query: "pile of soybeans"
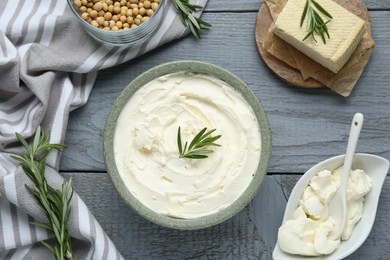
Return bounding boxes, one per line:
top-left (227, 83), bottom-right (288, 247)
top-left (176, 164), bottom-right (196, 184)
top-left (73, 0), bottom-right (161, 31)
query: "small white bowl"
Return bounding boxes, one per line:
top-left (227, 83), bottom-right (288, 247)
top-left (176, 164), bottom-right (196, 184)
top-left (273, 153), bottom-right (389, 260)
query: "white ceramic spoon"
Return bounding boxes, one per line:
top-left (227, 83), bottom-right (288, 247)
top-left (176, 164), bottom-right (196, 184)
top-left (328, 113), bottom-right (364, 240)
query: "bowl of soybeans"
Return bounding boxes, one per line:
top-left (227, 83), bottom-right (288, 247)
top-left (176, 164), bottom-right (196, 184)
top-left (67, 0), bottom-right (164, 45)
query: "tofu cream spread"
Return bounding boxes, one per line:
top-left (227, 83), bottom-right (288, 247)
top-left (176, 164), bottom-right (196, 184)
top-left (278, 166), bottom-right (372, 256)
top-left (113, 72), bottom-right (261, 219)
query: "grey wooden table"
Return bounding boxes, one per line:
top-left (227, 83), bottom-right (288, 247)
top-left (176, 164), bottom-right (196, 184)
top-left (60, 1), bottom-right (390, 259)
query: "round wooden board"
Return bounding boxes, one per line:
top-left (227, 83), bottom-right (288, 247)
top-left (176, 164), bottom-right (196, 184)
top-left (255, 0), bottom-right (372, 89)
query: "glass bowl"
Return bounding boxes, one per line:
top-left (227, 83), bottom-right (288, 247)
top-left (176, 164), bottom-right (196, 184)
top-left (67, 0), bottom-right (165, 46)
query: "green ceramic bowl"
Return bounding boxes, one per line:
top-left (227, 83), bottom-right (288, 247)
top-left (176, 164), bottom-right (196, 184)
top-left (103, 60), bottom-right (272, 230)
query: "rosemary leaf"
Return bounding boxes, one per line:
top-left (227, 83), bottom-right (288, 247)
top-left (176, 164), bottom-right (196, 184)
top-left (189, 22), bottom-right (201, 39)
top-left (177, 127), bottom-right (183, 154)
top-left (323, 20), bottom-right (331, 38)
top-left (188, 127), bottom-right (207, 150)
top-left (311, 0), bottom-right (333, 19)
top-left (300, 0), bottom-right (310, 27)
top-left (197, 18), bottom-right (211, 28)
top-left (30, 221), bottom-right (54, 231)
top-left (320, 30), bottom-right (326, 44)
top-left (41, 240), bottom-right (56, 254)
top-left (188, 14), bottom-right (200, 29)
top-left (184, 154), bottom-right (208, 159)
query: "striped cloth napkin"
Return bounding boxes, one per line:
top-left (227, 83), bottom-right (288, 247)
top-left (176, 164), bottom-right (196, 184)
top-left (0, 0), bottom-right (207, 259)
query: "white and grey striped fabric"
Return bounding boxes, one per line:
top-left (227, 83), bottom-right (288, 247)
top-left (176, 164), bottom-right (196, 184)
top-left (0, 0), bottom-right (207, 259)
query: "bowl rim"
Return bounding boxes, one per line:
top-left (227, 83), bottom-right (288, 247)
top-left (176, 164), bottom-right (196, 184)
top-left (103, 60), bottom-right (272, 230)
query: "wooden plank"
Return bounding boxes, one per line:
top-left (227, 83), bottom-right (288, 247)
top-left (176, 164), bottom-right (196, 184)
top-left (62, 172), bottom-right (390, 259)
top-left (204, 0), bottom-right (390, 11)
top-left (60, 11), bottom-right (390, 173)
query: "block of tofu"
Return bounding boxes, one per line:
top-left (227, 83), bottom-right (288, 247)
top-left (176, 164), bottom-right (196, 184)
top-left (271, 0), bottom-right (365, 73)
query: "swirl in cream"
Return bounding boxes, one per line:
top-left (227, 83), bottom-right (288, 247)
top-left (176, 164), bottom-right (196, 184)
top-left (113, 72), bottom-right (261, 219)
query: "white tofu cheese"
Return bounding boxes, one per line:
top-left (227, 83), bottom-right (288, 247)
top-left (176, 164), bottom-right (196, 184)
top-left (271, 0), bottom-right (365, 73)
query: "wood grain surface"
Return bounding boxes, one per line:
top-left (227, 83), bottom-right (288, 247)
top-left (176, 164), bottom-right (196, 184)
top-left (204, 0), bottom-right (389, 11)
top-left (60, 11), bottom-right (390, 173)
top-left (61, 172), bottom-right (390, 259)
top-left (60, 1), bottom-right (390, 259)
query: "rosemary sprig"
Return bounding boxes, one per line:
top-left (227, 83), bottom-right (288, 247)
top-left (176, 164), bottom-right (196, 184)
top-left (300, 0), bottom-right (333, 44)
top-left (11, 126), bottom-right (74, 260)
top-left (177, 127), bottom-right (221, 159)
top-left (172, 0), bottom-right (211, 39)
